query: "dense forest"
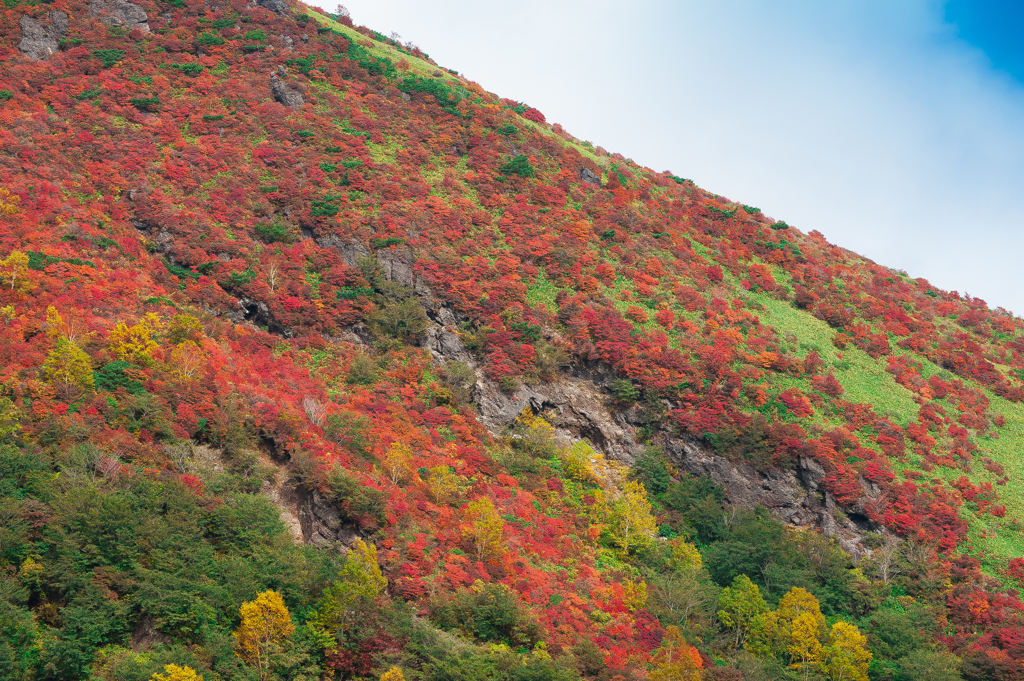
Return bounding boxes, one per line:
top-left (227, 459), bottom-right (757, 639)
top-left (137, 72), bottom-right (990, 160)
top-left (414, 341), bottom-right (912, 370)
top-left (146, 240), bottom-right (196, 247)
top-left (3, 1), bottom-right (1024, 679)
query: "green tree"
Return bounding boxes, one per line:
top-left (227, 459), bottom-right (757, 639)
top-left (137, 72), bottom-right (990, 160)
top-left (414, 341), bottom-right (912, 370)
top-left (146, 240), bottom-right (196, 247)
top-left (717, 574), bottom-right (769, 648)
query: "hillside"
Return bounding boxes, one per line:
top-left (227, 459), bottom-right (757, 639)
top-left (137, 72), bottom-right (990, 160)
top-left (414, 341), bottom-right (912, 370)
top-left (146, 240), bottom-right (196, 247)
top-left (2, 1), bottom-right (1024, 680)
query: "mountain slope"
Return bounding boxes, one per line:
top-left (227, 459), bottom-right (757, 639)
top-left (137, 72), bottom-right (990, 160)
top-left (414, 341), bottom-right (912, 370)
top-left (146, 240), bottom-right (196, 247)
top-left (2, 1), bottom-right (1024, 679)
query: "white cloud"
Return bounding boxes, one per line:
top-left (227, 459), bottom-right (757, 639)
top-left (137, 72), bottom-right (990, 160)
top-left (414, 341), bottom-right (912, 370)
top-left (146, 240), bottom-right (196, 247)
top-left (317, 0), bottom-right (1024, 312)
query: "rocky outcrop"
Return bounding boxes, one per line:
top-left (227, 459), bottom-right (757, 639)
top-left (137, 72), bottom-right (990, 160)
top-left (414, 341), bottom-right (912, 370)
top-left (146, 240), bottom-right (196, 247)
top-left (579, 167), bottom-right (601, 185)
top-left (256, 0), bottom-right (288, 13)
top-left (87, 0), bottom-right (150, 32)
top-left (270, 72), bottom-right (304, 108)
top-left (298, 489), bottom-right (364, 551)
top-left (660, 437), bottom-right (878, 558)
top-left (17, 12), bottom-right (68, 61)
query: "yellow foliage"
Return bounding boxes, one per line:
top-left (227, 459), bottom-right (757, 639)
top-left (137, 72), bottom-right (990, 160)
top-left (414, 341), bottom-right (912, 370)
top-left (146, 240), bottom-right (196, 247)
top-left (1, 250), bottom-right (29, 290)
top-left (168, 313), bottom-right (203, 344)
top-left (110, 322), bottom-right (159, 365)
top-left (233, 590), bottom-right (295, 671)
top-left (607, 479), bottom-right (657, 555)
top-left (169, 341), bottom-right (203, 381)
top-left (621, 579), bottom-right (648, 612)
top-left (819, 621), bottom-right (871, 681)
top-left (151, 664), bottom-right (204, 681)
top-left (669, 539), bottom-right (702, 572)
top-left (380, 666), bottom-right (405, 681)
top-left (649, 626), bottom-right (702, 681)
top-left (788, 611), bottom-right (823, 673)
top-left (45, 306), bottom-right (63, 338)
top-left (0, 305), bottom-right (14, 324)
top-left (42, 337), bottom-right (94, 395)
top-left (0, 187), bottom-right (20, 216)
top-left (426, 465), bottom-right (461, 505)
top-left (561, 440), bottom-right (597, 482)
top-left (463, 496), bottom-right (505, 561)
top-left (382, 441), bottom-right (413, 484)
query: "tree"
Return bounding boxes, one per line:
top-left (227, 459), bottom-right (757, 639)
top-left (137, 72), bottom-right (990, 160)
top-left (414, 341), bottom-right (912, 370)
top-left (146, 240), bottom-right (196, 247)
top-left (42, 337), bottom-right (94, 397)
top-left (1, 250), bottom-right (28, 290)
top-left (649, 626), bottom-right (702, 681)
top-left (607, 479), bottom-right (658, 555)
top-left (718, 575), bottom-right (768, 648)
top-left (109, 322), bottom-right (159, 365)
top-left (233, 590), bottom-right (296, 677)
top-left (151, 664), bottom-right (204, 681)
top-left (789, 612), bottom-right (823, 679)
top-left (380, 667), bottom-right (406, 681)
top-left (169, 341), bottom-right (203, 381)
top-left (311, 539), bottom-right (386, 640)
top-left (819, 621), bottom-right (871, 681)
top-left (382, 441), bottom-right (412, 484)
top-left (463, 496), bottom-right (505, 561)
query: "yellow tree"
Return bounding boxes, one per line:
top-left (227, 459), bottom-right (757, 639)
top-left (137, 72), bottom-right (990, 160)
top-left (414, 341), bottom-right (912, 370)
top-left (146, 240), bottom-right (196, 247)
top-left (649, 626), bottom-right (702, 681)
top-left (819, 621), bottom-right (871, 681)
top-left (426, 465), bottom-right (461, 505)
top-left (169, 341), bottom-right (204, 381)
top-left (109, 322), bottom-right (159, 365)
top-left (42, 337), bottom-right (94, 397)
top-left (607, 479), bottom-right (657, 555)
top-left (463, 496), bottom-right (505, 561)
top-left (233, 590), bottom-right (295, 677)
top-left (151, 664), bottom-right (203, 681)
top-left (380, 667), bottom-right (405, 681)
top-left (382, 441), bottom-right (412, 484)
top-left (1, 250), bottom-right (28, 290)
top-left (789, 612), bottom-right (823, 679)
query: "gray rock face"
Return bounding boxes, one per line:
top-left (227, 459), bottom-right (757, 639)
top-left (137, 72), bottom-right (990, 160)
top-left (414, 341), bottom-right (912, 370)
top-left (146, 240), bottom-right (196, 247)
top-left (314, 233), bottom-right (370, 266)
top-left (425, 324), bottom-right (473, 365)
top-left (87, 0), bottom-right (150, 32)
top-left (661, 438), bottom-right (877, 558)
top-left (579, 167), bottom-right (601, 185)
top-left (256, 0), bottom-right (288, 13)
top-left (298, 490), bottom-right (363, 551)
top-left (270, 73), bottom-right (304, 108)
top-left (17, 12), bottom-right (68, 61)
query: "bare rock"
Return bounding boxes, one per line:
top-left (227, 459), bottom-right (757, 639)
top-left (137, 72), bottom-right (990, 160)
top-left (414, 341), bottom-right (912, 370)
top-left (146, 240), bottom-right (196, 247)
top-left (298, 490), bottom-right (362, 551)
top-left (88, 0), bottom-right (150, 32)
top-left (17, 12), bottom-right (68, 61)
top-left (579, 167), bottom-right (601, 185)
top-left (425, 325), bottom-right (472, 365)
top-left (270, 72), bottom-right (304, 108)
top-left (474, 373), bottom-right (644, 463)
top-left (313, 233), bottom-right (370, 266)
top-left (256, 0), bottom-right (288, 13)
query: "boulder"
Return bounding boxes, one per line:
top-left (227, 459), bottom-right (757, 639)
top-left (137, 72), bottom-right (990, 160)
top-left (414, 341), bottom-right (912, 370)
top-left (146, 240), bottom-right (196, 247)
top-left (256, 0), bottom-right (288, 13)
top-left (270, 73), bottom-right (304, 108)
top-left (87, 0), bottom-right (150, 32)
top-left (579, 167), bottom-right (601, 185)
top-left (17, 12), bottom-right (68, 61)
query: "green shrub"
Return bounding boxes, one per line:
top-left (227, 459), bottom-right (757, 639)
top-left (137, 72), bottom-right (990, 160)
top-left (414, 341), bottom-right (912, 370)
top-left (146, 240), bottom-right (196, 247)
top-left (325, 145), bottom-right (341, 152)
top-left (241, 44), bottom-right (264, 53)
top-left (771, 220), bottom-right (790, 230)
top-left (323, 467), bottom-right (386, 523)
top-left (243, 29), bottom-right (267, 41)
top-left (430, 582), bottom-right (542, 648)
top-left (296, 130), bottom-right (315, 138)
top-left (169, 63), bottom-right (204, 76)
top-left (319, 163), bottom-right (337, 173)
top-left (91, 49), bottom-right (125, 68)
top-left (0, 90), bottom-right (14, 101)
top-left (196, 31), bottom-right (225, 46)
top-left (94, 361), bottom-right (146, 396)
top-left (75, 88), bottom-right (101, 100)
top-left (253, 223), bottom-right (294, 244)
top-left (499, 155), bottom-right (534, 178)
top-left (128, 75), bottom-right (153, 85)
top-left (311, 201), bottom-right (338, 217)
top-left (210, 18), bottom-right (235, 29)
top-left (129, 95), bottom-right (160, 110)
top-left (369, 237), bottom-right (403, 249)
top-left (608, 378), bottom-right (640, 403)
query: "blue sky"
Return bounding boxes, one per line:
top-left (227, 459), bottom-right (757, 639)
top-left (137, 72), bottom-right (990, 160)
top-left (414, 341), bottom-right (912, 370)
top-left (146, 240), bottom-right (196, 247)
top-left (314, 1), bottom-right (1024, 315)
